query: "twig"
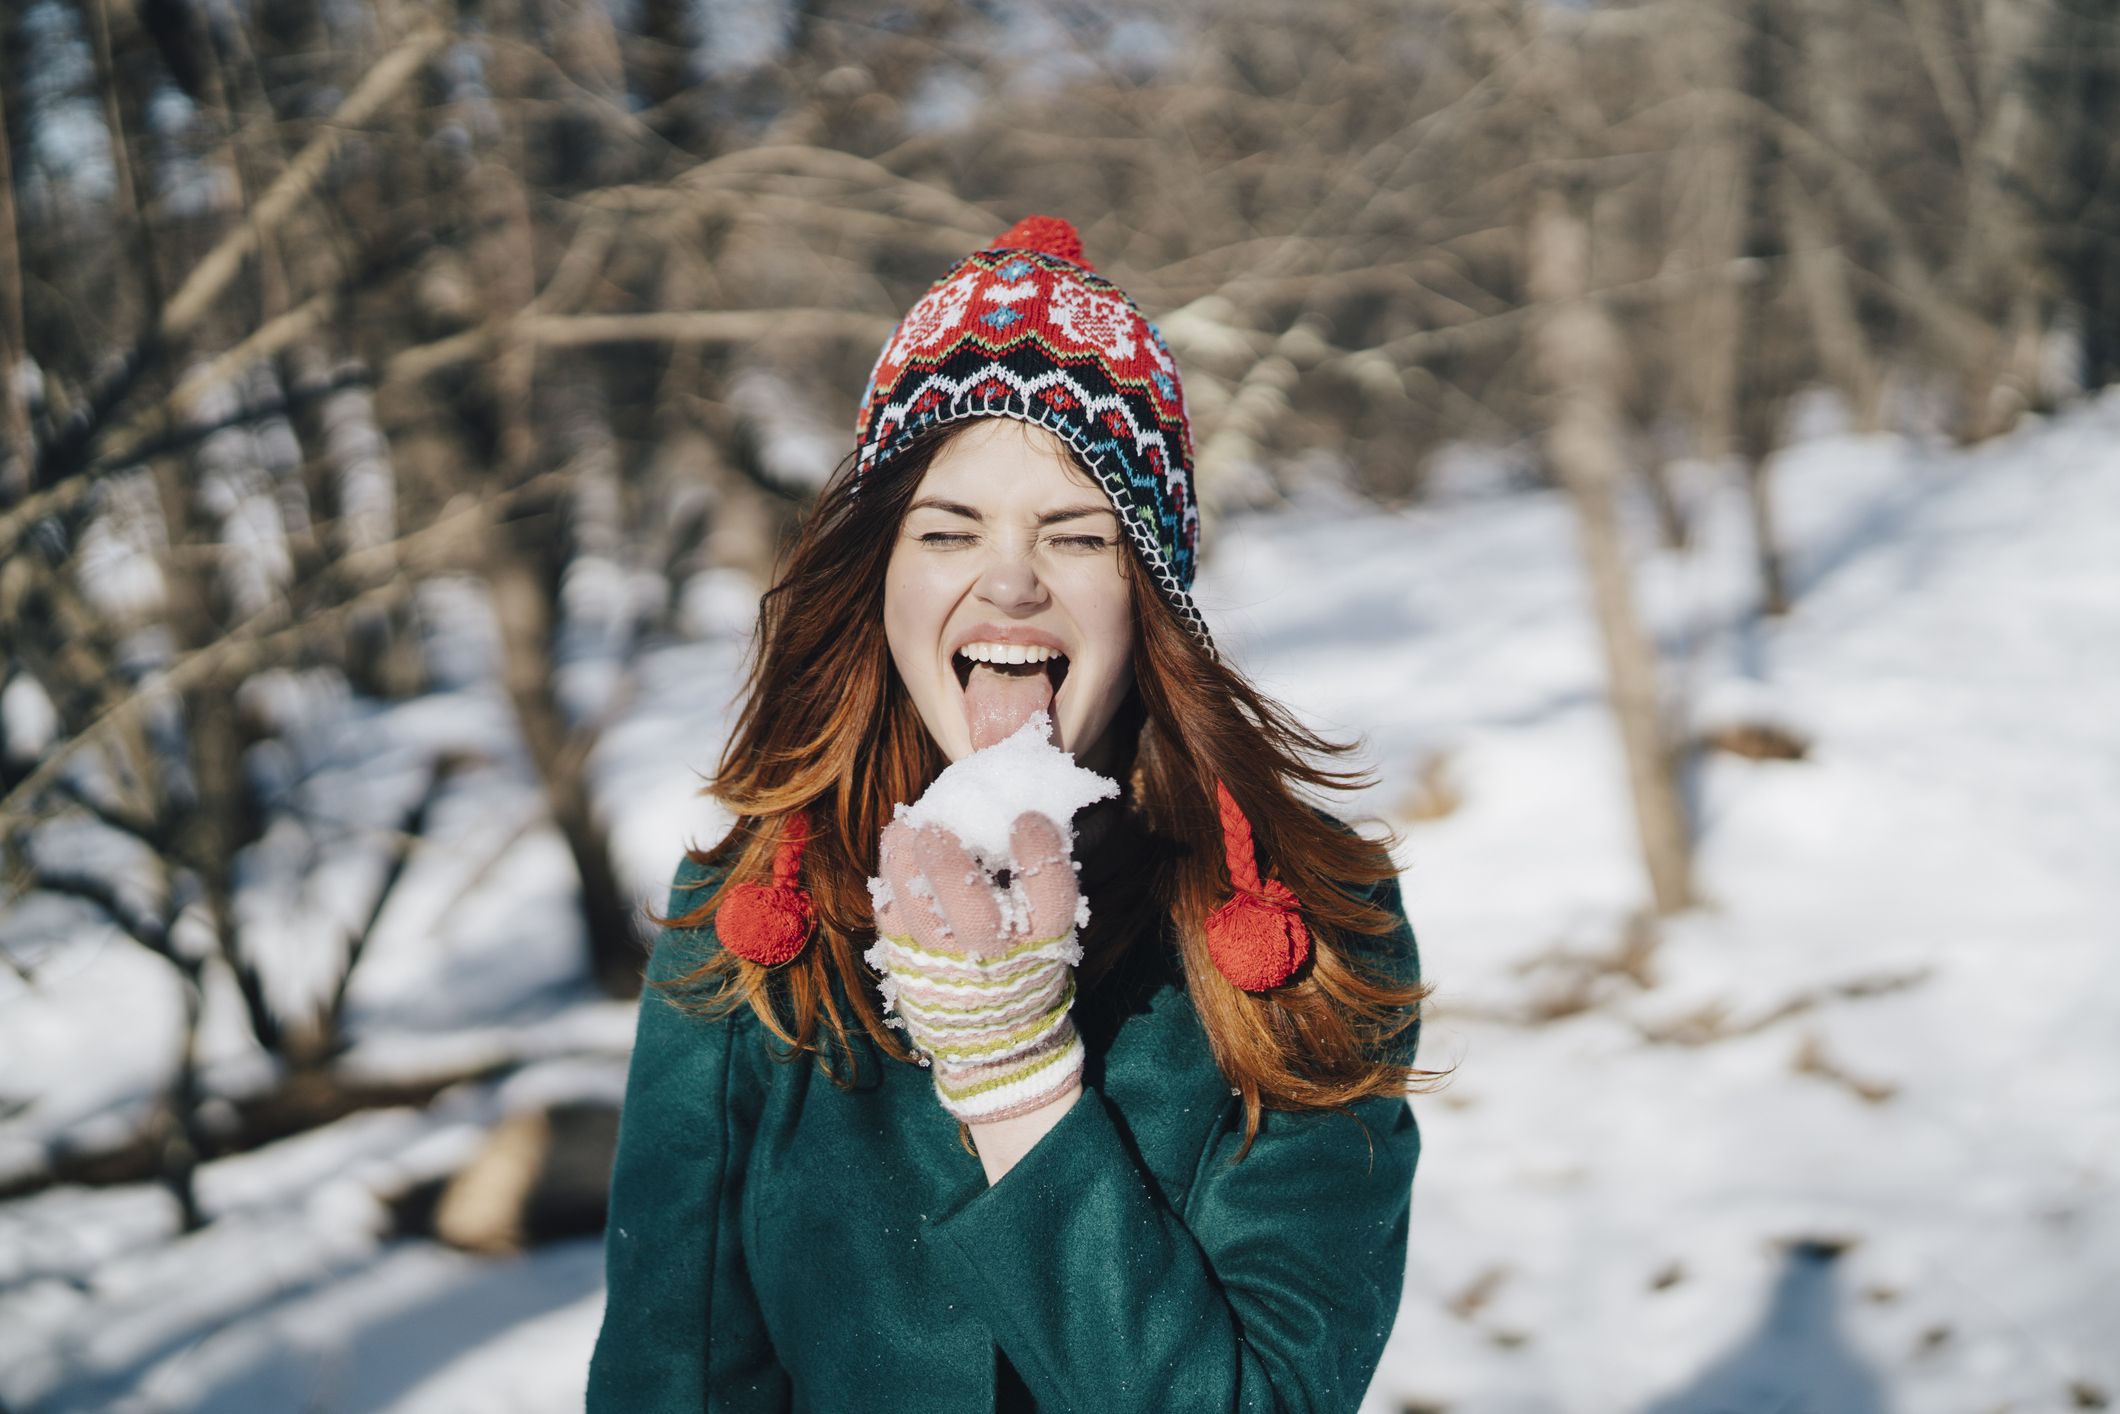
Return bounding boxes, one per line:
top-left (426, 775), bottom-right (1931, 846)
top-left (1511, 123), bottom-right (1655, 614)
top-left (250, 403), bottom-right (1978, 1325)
top-left (28, 25), bottom-right (448, 493)
top-left (385, 308), bottom-right (894, 385)
top-left (157, 27), bottom-right (448, 338)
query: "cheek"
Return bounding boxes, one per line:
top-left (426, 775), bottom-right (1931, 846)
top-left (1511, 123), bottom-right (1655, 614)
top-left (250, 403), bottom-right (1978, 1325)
top-left (1067, 562), bottom-right (1135, 697)
top-left (1097, 634), bottom-right (1135, 698)
top-left (882, 549), bottom-right (939, 661)
top-left (886, 559), bottom-right (937, 686)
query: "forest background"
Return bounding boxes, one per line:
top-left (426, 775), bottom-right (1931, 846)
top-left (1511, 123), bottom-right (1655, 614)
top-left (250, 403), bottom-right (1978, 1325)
top-left (0, 0), bottom-right (2114, 1410)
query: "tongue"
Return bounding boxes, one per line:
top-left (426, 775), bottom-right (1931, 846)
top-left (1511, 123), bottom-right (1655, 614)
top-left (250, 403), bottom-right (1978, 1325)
top-left (963, 663), bottom-right (1057, 752)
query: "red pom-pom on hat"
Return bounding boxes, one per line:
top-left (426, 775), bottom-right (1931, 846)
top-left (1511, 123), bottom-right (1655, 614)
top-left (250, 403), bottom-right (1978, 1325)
top-left (992, 215), bottom-right (1093, 272)
top-left (718, 812), bottom-right (815, 967)
top-left (1204, 782), bottom-right (1311, 990)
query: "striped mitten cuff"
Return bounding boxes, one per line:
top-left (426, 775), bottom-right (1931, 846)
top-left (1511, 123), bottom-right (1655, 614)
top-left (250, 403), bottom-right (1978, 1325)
top-left (865, 929), bottom-right (1086, 1124)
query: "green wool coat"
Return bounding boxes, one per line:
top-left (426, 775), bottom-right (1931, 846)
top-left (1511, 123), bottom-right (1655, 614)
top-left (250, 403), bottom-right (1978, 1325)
top-left (587, 849), bottom-right (1423, 1413)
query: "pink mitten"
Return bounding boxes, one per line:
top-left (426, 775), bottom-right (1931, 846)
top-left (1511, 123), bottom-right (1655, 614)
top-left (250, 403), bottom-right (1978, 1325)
top-left (866, 814), bottom-right (1086, 1123)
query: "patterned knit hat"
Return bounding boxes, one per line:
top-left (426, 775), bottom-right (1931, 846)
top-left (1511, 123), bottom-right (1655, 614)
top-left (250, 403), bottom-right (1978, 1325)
top-left (852, 216), bottom-right (1210, 645)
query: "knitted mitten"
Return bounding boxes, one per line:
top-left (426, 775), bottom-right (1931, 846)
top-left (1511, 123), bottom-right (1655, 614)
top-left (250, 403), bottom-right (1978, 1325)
top-left (866, 813), bottom-right (1086, 1124)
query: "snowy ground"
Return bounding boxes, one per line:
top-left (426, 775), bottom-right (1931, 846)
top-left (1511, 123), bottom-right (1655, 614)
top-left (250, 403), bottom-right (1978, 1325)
top-left (3, 392), bottom-right (2116, 1411)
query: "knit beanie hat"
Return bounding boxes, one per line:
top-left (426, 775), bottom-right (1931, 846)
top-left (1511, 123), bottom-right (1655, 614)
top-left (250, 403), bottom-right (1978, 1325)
top-left (851, 216), bottom-right (1210, 647)
top-left (717, 217), bottom-right (1315, 992)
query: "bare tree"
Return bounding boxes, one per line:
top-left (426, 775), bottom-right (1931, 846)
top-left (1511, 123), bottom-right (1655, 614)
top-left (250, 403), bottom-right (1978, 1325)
top-left (1528, 183), bottom-right (1696, 916)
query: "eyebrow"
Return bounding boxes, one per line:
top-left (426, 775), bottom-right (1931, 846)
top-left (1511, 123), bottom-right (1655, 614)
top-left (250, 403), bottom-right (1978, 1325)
top-left (906, 498), bottom-right (1119, 528)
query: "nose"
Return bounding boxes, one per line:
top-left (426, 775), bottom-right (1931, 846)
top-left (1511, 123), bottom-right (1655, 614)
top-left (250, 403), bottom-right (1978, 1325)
top-left (973, 551), bottom-right (1049, 614)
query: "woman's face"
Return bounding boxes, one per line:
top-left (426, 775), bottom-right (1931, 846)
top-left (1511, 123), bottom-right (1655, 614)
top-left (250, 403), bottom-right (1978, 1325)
top-left (884, 419), bottom-right (1135, 766)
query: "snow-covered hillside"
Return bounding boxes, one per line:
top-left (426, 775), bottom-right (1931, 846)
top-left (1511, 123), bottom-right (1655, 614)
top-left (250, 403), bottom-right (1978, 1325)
top-left (3, 392), bottom-right (2114, 1411)
top-left (1211, 397), bottom-right (2117, 1414)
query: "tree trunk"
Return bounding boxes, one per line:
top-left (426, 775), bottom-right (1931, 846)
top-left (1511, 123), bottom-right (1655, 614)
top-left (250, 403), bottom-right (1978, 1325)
top-left (1731, 0), bottom-right (1794, 618)
top-left (1527, 188), bottom-right (1696, 916)
top-left (447, 0), bottom-right (647, 998)
top-left (1740, 455), bottom-right (1789, 618)
top-left (160, 956), bottom-right (209, 1231)
top-left (1782, 179), bottom-right (1885, 433)
top-left (486, 525), bottom-right (649, 998)
top-left (2044, 0), bottom-right (2119, 389)
top-left (0, 60), bottom-right (29, 496)
top-left (1667, 0), bottom-right (1748, 464)
top-left (1641, 460), bottom-right (1691, 552)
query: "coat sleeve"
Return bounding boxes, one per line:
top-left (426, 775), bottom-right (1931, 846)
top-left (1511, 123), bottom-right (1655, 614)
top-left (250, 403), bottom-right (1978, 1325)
top-left (587, 856), bottom-right (790, 1412)
top-left (923, 873), bottom-right (1423, 1414)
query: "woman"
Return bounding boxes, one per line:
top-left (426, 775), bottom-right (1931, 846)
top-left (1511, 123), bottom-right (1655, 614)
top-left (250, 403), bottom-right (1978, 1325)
top-left (588, 217), bottom-right (1431, 1412)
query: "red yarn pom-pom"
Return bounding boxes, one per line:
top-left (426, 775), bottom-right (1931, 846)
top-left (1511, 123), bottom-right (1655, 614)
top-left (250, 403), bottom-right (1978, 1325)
top-left (1204, 877), bottom-right (1311, 991)
top-left (717, 881), bottom-right (813, 967)
top-left (991, 215), bottom-right (1093, 271)
top-left (1206, 780), bottom-right (1310, 990)
top-left (716, 811), bottom-right (814, 966)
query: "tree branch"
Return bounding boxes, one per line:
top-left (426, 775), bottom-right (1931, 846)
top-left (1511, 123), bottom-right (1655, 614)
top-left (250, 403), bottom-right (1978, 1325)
top-left (384, 308), bottom-right (894, 385)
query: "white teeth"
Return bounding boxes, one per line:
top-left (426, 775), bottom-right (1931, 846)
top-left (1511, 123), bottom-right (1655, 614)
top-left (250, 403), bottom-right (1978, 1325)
top-left (956, 641), bottom-right (1063, 665)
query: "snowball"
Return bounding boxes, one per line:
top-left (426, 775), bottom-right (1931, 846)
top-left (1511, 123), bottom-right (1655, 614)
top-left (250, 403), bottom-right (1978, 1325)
top-left (897, 713), bottom-right (1118, 865)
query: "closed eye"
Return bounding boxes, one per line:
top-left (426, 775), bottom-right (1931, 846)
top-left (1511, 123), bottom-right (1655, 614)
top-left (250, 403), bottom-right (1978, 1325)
top-left (1051, 534), bottom-right (1111, 551)
top-left (917, 531), bottom-right (977, 547)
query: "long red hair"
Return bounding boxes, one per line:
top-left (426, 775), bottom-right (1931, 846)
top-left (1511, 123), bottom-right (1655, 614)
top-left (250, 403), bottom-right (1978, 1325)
top-left (656, 422), bottom-right (1437, 1145)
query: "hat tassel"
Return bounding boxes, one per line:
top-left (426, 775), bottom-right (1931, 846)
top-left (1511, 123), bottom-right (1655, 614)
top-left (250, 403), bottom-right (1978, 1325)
top-left (1204, 782), bottom-right (1310, 990)
top-left (718, 811), bottom-right (815, 966)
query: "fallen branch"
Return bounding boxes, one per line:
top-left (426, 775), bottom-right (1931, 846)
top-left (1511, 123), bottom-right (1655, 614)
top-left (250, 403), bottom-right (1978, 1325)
top-left (1634, 968), bottom-right (1933, 1046)
top-left (0, 1058), bottom-right (521, 1203)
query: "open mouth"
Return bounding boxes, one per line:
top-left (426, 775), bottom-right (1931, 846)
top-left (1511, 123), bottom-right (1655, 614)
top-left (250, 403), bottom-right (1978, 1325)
top-left (951, 642), bottom-right (1072, 690)
top-left (954, 641), bottom-right (1071, 751)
